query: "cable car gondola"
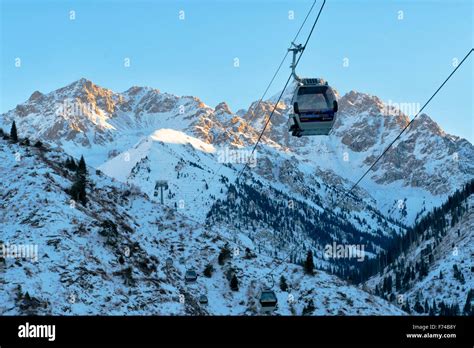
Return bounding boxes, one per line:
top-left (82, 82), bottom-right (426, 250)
top-left (259, 289), bottom-right (278, 313)
top-left (288, 44), bottom-right (338, 137)
top-left (198, 294), bottom-right (208, 305)
top-left (184, 269), bottom-right (198, 283)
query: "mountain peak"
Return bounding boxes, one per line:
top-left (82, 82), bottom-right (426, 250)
top-left (215, 102), bottom-right (232, 114)
top-left (124, 85), bottom-right (159, 96)
top-left (412, 113), bottom-right (445, 136)
top-left (63, 78), bottom-right (111, 94)
top-left (342, 90), bottom-right (384, 107)
top-left (69, 77), bottom-right (93, 87)
top-left (28, 90), bottom-right (43, 102)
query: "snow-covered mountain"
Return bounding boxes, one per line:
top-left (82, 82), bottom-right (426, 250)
top-left (1, 78), bottom-right (471, 227)
top-left (240, 87), bottom-right (474, 225)
top-left (1, 78), bottom-right (472, 315)
top-left (0, 136), bottom-right (404, 315)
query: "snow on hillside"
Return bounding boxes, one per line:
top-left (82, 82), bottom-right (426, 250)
top-left (97, 123), bottom-right (406, 280)
top-left (365, 195), bottom-right (473, 314)
top-left (0, 137), bottom-right (405, 315)
top-left (150, 129), bottom-right (215, 153)
top-left (98, 130), bottom-right (231, 222)
top-left (402, 201), bottom-right (472, 311)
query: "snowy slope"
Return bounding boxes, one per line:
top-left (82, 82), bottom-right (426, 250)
top-left (365, 194), bottom-right (473, 315)
top-left (98, 129), bottom-right (231, 222)
top-left (98, 123), bottom-right (405, 276)
top-left (0, 137), bottom-right (404, 315)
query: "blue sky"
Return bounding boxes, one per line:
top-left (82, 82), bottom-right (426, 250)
top-left (1, 0), bottom-right (473, 141)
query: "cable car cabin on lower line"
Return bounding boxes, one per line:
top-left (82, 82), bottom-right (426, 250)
top-left (289, 78), bottom-right (338, 137)
top-left (259, 290), bottom-right (278, 313)
top-left (185, 270), bottom-right (198, 283)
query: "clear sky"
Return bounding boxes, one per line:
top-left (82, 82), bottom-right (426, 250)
top-left (1, 0), bottom-right (473, 142)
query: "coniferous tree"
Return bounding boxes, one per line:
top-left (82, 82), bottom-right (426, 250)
top-left (424, 298), bottom-right (430, 313)
top-left (452, 302), bottom-right (460, 316)
top-left (65, 157), bottom-right (77, 171)
top-left (78, 155), bottom-right (87, 175)
top-left (203, 264), bottom-right (214, 278)
top-left (218, 244), bottom-right (231, 265)
top-left (302, 299), bottom-right (315, 315)
top-left (230, 274), bottom-right (239, 291)
top-left (10, 121), bottom-right (18, 142)
top-left (429, 305), bottom-right (436, 316)
top-left (304, 250), bottom-right (315, 275)
top-left (387, 275), bottom-right (393, 293)
top-left (463, 290), bottom-right (472, 316)
top-left (403, 299), bottom-right (411, 314)
top-left (414, 300), bottom-right (424, 314)
top-left (69, 155), bottom-right (87, 205)
top-left (279, 275), bottom-right (288, 291)
top-left (439, 301), bottom-right (446, 316)
top-left (395, 272), bottom-right (401, 291)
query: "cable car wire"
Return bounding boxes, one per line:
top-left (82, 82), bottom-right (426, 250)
top-left (335, 48), bottom-right (474, 206)
top-left (188, 0), bottom-right (322, 193)
top-left (237, 0), bottom-right (327, 180)
top-left (247, 0), bottom-right (319, 124)
top-left (263, 47), bottom-right (474, 282)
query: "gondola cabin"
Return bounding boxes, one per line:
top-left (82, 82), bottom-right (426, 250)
top-left (185, 270), bottom-right (198, 283)
top-left (289, 78), bottom-right (338, 137)
top-left (259, 289), bottom-right (278, 313)
top-left (165, 257), bottom-right (173, 269)
top-left (198, 295), bottom-right (208, 305)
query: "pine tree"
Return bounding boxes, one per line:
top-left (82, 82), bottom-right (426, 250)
top-left (429, 304), bottom-right (436, 316)
top-left (230, 274), bottom-right (239, 291)
top-left (403, 299), bottom-right (411, 314)
top-left (432, 299), bottom-right (437, 314)
top-left (395, 272), bottom-right (401, 291)
top-left (439, 301), bottom-right (446, 316)
top-left (304, 250), bottom-right (315, 275)
top-left (463, 290), bottom-right (472, 316)
top-left (387, 275), bottom-right (393, 293)
top-left (452, 302), bottom-right (460, 316)
top-left (203, 264), bottom-right (214, 278)
top-left (302, 299), bottom-right (315, 315)
top-left (279, 275), bottom-right (288, 291)
top-left (10, 121), bottom-right (18, 142)
top-left (78, 155), bottom-right (87, 175)
top-left (414, 300), bottom-right (424, 314)
top-left (65, 157), bottom-right (77, 171)
top-left (218, 244), bottom-right (231, 265)
top-left (69, 155), bottom-right (87, 205)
